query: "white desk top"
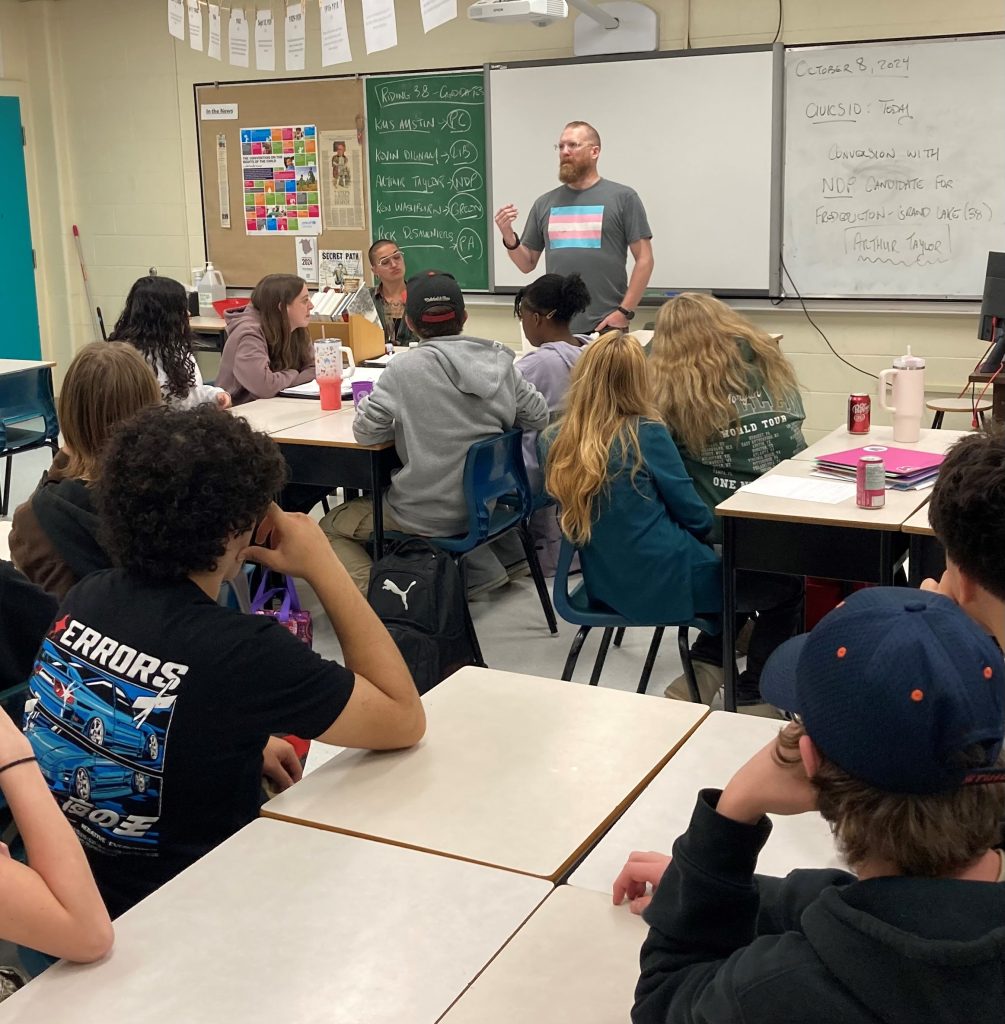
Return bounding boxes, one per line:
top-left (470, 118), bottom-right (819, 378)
top-left (263, 667), bottom-right (708, 879)
top-left (569, 711), bottom-right (843, 895)
top-left (0, 358), bottom-right (55, 376)
top-left (441, 885), bottom-right (646, 1024)
top-left (189, 315), bottom-right (226, 331)
top-left (266, 405), bottom-right (394, 449)
top-left (716, 459), bottom-right (930, 531)
top-left (2, 818), bottom-right (551, 1024)
top-left (794, 424), bottom-right (969, 463)
top-left (231, 397), bottom-right (336, 435)
top-left (0, 521), bottom-right (10, 561)
top-left (902, 503), bottom-right (934, 537)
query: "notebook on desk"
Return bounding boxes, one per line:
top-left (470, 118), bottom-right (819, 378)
top-left (279, 369), bottom-right (383, 400)
top-left (814, 445), bottom-right (944, 490)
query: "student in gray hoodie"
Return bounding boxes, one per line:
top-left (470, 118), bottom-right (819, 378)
top-left (322, 271), bottom-right (549, 593)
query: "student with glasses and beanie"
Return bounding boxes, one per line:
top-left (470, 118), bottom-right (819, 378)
top-left (322, 270), bottom-right (548, 594)
top-left (368, 238), bottom-right (418, 348)
top-left (616, 587), bottom-right (1005, 1024)
top-left (494, 120), bottom-right (653, 335)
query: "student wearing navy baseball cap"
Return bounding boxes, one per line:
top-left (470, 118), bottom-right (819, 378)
top-left (619, 588), bottom-right (1005, 1024)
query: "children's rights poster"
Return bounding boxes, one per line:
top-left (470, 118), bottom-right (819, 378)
top-left (241, 124), bottom-right (321, 235)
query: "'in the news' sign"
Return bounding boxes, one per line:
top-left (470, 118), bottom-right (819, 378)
top-left (201, 104), bottom-right (239, 120)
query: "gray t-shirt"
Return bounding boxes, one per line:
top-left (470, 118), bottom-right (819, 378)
top-left (522, 178), bottom-right (651, 334)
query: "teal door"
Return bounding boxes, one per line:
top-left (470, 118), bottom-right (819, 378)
top-left (0, 96), bottom-right (40, 359)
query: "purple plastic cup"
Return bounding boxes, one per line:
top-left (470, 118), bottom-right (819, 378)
top-left (351, 379), bottom-right (374, 408)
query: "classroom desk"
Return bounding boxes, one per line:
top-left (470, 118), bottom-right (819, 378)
top-left (262, 666), bottom-right (708, 880)
top-left (0, 359), bottom-right (56, 376)
top-left (717, 459), bottom-right (930, 712)
top-left (793, 423), bottom-right (969, 462)
top-left (568, 711), bottom-right (842, 896)
top-left (189, 314), bottom-right (226, 351)
top-left (0, 817), bottom-right (551, 1024)
top-left (902, 502), bottom-right (944, 588)
top-left (440, 885), bottom-right (646, 1024)
top-left (231, 397), bottom-right (337, 434)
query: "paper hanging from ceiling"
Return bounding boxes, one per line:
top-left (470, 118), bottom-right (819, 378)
top-left (228, 7), bottom-right (250, 67)
top-left (208, 4), bottom-right (222, 59)
top-left (187, 0), bottom-right (203, 49)
top-left (285, 2), bottom-right (306, 70)
top-left (167, 0), bottom-right (185, 40)
top-left (320, 0), bottom-right (352, 66)
top-left (362, 0), bottom-right (398, 54)
top-left (255, 8), bottom-right (275, 70)
top-left (420, 0), bottom-right (457, 32)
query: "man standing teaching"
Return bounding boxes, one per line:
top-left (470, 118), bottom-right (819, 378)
top-left (494, 121), bottom-right (654, 335)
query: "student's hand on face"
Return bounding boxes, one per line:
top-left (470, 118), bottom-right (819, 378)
top-left (717, 724), bottom-right (818, 825)
top-left (239, 502), bottom-right (338, 581)
top-left (215, 391), bottom-right (233, 409)
top-left (612, 850), bottom-right (672, 914)
top-left (261, 736), bottom-right (303, 792)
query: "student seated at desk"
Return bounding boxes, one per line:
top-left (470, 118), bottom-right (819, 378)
top-left (514, 272), bottom-right (592, 574)
top-left (23, 405), bottom-right (424, 919)
top-left (617, 587), bottom-right (1005, 1024)
top-left (108, 274), bottom-right (230, 410)
top-left (544, 331), bottom-right (721, 628)
top-left (216, 273), bottom-right (315, 406)
top-left (323, 270), bottom-right (548, 595)
top-left (649, 293), bottom-right (805, 708)
top-left (10, 342), bottom-right (161, 600)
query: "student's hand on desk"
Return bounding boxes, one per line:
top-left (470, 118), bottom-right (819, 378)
top-left (240, 502), bottom-right (341, 582)
top-left (261, 736), bottom-right (303, 792)
top-left (612, 850), bottom-right (672, 915)
top-left (717, 724), bottom-right (818, 826)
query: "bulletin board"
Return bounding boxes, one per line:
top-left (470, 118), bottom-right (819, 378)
top-left (195, 77), bottom-right (368, 288)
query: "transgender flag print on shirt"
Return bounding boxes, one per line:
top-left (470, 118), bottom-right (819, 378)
top-left (548, 205), bottom-right (604, 249)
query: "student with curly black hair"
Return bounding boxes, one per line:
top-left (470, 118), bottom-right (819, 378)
top-left (108, 275), bottom-right (230, 410)
top-left (23, 405), bottom-right (424, 918)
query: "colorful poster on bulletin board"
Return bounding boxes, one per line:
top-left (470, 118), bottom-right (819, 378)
top-left (241, 124), bottom-right (322, 235)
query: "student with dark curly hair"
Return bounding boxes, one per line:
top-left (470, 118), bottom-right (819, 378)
top-left (10, 342), bottom-right (161, 599)
top-left (108, 275), bottom-right (230, 410)
top-left (216, 273), bottom-right (315, 406)
top-left (23, 405), bottom-right (424, 918)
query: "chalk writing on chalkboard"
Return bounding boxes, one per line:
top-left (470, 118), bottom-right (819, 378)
top-left (366, 73), bottom-right (489, 290)
top-left (783, 37), bottom-right (1005, 298)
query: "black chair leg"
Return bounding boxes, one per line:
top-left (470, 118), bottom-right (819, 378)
top-left (613, 627), bottom-right (626, 648)
top-left (636, 627), bottom-right (665, 694)
top-left (562, 626), bottom-right (591, 681)
top-left (453, 555), bottom-right (486, 667)
top-left (979, 410), bottom-right (987, 429)
top-left (677, 626), bottom-right (703, 703)
top-left (931, 411), bottom-right (944, 429)
top-left (1, 456), bottom-right (11, 517)
top-left (517, 523), bottom-right (558, 634)
top-left (589, 627), bottom-right (614, 686)
top-left (321, 496), bottom-right (331, 515)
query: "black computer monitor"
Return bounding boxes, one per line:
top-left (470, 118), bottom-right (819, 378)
top-left (978, 252), bottom-right (1005, 372)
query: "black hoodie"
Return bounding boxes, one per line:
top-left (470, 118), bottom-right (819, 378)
top-left (635, 789), bottom-right (1005, 1024)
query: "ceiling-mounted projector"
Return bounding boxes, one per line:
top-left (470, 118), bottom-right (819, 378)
top-left (468, 0), bottom-right (568, 26)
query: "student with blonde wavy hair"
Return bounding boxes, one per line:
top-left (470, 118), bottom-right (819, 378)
top-left (544, 331), bottom-right (720, 626)
top-left (649, 293), bottom-right (806, 710)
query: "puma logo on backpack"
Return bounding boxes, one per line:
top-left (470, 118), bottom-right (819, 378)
top-left (382, 578), bottom-right (417, 610)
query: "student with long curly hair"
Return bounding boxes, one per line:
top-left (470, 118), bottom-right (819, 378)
top-left (544, 331), bottom-right (720, 626)
top-left (216, 273), bottom-right (316, 406)
top-left (108, 275), bottom-right (230, 410)
top-left (649, 293), bottom-right (805, 709)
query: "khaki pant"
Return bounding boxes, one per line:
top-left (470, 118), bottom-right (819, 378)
top-left (320, 497), bottom-right (409, 595)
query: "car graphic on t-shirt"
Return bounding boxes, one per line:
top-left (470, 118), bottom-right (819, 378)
top-left (25, 715), bottom-right (153, 803)
top-left (31, 642), bottom-right (160, 763)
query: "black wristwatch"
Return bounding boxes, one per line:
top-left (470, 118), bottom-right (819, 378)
top-left (616, 305), bottom-right (635, 321)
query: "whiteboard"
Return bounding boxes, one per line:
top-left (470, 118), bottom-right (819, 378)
top-left (782, 36), bottom-right (1005, 298)
top-left (488, 47), bottom-right (780, 294)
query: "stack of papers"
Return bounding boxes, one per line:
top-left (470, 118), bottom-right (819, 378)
top-left (279, 368), bottom-right (383, 400)
top-left (813, 445), bottom-right (943, 490)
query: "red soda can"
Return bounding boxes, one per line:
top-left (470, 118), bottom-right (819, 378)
top-left (856, 456), bottom-right (885, 509)
top-left (848, 393), bottom-right (871, 434)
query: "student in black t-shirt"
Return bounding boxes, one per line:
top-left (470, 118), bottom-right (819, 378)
top-left (24, 405), bottom-right (424, 918)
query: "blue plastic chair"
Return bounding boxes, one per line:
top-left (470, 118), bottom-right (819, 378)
top-left (388, 429), bottom-right (558, 665)
top-left (552, 539), bottom-right (723, 697)
top-left (0, 366), bottom-right (59, 515)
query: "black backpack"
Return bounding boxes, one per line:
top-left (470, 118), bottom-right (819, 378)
top-left (367, 539), bottom-right (478, 694)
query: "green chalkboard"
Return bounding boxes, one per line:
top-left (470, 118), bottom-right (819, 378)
top-left (366, 72), bottom-right (488, 290)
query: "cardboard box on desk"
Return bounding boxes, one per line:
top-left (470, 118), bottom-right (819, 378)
top-left (308, 315), bottom-right (384, 363)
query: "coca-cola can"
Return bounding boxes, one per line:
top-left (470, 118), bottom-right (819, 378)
top-left (848, 393), bottom-right (871, 434)
top-left (856, 456), bottom-right (885, 509)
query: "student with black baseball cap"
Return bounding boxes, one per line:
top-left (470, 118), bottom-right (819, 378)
top-left (617, 587), bottom-right (1005, 1024)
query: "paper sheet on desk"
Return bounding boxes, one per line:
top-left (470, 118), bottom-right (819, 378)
top-left (738, 475), bottom-right (856, 504)
top-left (280, 368), bottom-right (382, 399)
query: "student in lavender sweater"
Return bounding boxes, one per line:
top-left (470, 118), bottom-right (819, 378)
top-left (514, 273), bottom-right (592, 574)
top-left (216, 274), bottom-right (315, 406)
